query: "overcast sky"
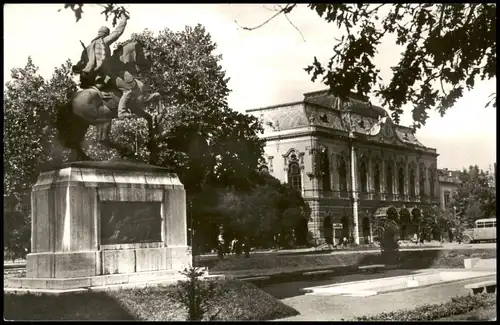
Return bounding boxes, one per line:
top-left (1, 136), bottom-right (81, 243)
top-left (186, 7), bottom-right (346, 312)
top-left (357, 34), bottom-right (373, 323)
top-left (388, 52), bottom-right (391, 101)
top-left (4, 4), bottom-right (496, 172)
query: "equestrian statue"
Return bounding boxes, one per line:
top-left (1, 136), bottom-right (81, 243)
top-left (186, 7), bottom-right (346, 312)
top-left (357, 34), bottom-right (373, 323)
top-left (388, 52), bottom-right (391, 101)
top-left (55, 15), bottom-right (160, 161)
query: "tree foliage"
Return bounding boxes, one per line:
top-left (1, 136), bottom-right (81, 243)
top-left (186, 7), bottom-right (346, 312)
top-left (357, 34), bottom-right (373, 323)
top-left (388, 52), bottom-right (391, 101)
top-left (241, 4), bottom-right (496, 128)
top-left (59, 3), bottom-right (129, 26)
top-left (4, 58), bottom-right (77, 258)
top-left (181, 175), bottom-right (312, 251)
top-left (451, 165), bottom-right (496, 228)
top-left (194, 172), bottom-right (311, 248)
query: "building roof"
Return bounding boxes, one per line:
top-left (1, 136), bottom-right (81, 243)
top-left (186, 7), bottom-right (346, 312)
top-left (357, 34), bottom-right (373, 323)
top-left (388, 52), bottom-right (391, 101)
top-left (438, 168), bottom-right (462, 184)
top-left (303, 89), bottom-right (389, 119)
top-left (246, 89), bottom-right (436, 152)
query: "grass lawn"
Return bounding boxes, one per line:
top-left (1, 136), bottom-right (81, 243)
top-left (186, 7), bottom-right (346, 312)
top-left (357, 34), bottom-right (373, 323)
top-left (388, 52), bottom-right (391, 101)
top-left (205, 248), bottom-right (497, 277)
top-left (4, 279), bottom-right (299, 321)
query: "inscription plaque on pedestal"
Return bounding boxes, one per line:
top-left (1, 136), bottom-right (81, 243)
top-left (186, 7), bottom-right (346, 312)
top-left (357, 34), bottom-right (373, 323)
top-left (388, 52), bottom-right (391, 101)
top-left (100, 201), bottom-right (162, 245)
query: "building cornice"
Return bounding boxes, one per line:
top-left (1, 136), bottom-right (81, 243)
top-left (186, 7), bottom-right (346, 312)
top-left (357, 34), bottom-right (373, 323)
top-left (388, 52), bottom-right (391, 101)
top-left (263, 127), bottom-right (439, 156)
top-left (245, 101), bottom-right (304, 113)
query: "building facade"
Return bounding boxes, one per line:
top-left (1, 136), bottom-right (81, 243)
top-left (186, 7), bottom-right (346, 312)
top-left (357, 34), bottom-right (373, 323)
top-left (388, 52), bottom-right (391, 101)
top-left (438, 168), bottom-right (461, 210)
top-left (246, 90), bottom-right (440, 245)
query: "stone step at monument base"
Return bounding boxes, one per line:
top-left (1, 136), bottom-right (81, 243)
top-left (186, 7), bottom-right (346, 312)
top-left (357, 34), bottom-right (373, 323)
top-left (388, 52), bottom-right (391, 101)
top-left (5, 274), bottom-right (225, 296)
top-left (5, 269), bottom-right (224, 295)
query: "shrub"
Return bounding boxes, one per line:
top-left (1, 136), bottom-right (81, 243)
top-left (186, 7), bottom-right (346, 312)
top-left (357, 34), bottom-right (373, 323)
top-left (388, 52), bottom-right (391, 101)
top-left (376, 218), bottom-right (400, 263)
top-left (173, 267), bottom-right (220, 321)
top-left (354, 293), bottom-right (496, 321)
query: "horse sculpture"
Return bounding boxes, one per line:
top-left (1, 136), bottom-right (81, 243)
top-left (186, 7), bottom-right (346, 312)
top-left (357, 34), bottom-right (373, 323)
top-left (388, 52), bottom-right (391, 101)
top-left (55, 39), bottom-right (160, 161)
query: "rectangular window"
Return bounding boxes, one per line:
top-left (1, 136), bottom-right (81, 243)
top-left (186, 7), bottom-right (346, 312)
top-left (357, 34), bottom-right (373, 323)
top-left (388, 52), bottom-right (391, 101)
top-left (485, 222), bottom-right (495, 228)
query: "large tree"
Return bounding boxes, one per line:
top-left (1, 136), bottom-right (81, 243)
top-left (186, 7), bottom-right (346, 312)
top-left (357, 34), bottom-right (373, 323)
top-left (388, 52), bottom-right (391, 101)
top-left (4, 58), bottom-right (77, 259)
top-left (212, 172), bottom-right (311, 248)
top-left (451, 165), bottom-right (496, 228)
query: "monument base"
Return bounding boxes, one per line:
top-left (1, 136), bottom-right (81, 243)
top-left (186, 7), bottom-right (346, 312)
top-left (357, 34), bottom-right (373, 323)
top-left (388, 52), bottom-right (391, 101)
top-left (23, 159), bottom-right (193, 291)
top-left (26, 245), bottom-right (191, 278)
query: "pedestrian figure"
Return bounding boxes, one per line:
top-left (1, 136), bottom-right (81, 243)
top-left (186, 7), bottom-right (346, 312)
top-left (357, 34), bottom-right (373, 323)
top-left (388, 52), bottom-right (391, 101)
top-left (230, 238), bottom-right (237, 254)
top-left (243, 236), bottom-right (250, 258)
top-left (217, 234), bottom-right (225, 260)
top-left (235, 239), bottom-right (242, 256)
top-left (342, 237), bottom-right (348, 248)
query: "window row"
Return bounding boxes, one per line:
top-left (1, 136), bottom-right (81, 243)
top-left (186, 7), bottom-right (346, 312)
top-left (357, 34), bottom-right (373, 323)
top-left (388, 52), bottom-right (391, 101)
top-left (286, 154), bottom-right (436, 197)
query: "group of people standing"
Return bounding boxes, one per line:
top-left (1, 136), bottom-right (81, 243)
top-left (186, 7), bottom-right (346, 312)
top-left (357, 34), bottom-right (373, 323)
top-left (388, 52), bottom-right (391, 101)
top-left (217, 234), bottom-right (250, 259)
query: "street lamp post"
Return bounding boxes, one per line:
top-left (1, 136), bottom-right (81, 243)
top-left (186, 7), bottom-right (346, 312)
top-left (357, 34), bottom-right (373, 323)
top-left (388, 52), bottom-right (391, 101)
top-left (189, 200), bottom-right (194, 267)
top-left (342, 107), bottom-right (360, 245)
top-left (349, 130), bottom-right (360, 245)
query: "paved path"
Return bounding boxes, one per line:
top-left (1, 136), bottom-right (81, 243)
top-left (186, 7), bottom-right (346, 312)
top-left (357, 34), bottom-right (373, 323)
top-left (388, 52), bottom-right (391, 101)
top-left (274, 270), bottom-right (496, 321)
top-left (6, 242), bottom-right (495, 269)
top-left (196, 242), bottom-right (496, 266)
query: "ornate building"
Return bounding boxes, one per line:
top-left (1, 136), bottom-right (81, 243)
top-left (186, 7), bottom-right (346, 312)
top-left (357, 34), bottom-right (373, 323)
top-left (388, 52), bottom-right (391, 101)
top-left (246, 90), bottom-right (440, 245)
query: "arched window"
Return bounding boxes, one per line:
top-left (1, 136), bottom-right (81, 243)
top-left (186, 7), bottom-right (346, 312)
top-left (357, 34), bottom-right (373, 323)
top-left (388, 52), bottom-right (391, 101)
top-left (288, 162), bottom-right (302, 190)
top-left (398, 167), bottom-right (405, 195)
top-left (359, 160), bottom-right (368, 193)
top-left (419, 166), bottom-right (426, 197)
top-left (386, 164), bottom-right (393, 194)
top-left (409, 169), bottom-right (416, 197)
top-left (338, 156), bottom-right (348, 192)
top-left (320, 151), bottom-right (331, 191)
top-left (373, 164), bottom-right (381, 193)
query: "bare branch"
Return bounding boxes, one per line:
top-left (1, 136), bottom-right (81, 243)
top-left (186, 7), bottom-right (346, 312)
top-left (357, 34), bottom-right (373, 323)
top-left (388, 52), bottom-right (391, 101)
top-left (274, 4), bottom-right (306, 42)
top-left (262, 4), bottom-right (278, 12)
top-left (235, 3), bottom-right (297, 31)
top-left (283, 13), bottom-right (306, 42)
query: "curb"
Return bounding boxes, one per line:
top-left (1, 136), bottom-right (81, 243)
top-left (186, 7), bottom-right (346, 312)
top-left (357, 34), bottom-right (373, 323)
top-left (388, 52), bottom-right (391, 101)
top-left (237, 265), bottom-right (366, 284)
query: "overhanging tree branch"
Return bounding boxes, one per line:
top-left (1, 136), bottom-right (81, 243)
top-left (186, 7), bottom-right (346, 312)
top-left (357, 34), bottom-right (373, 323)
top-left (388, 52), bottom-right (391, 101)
top-left (235, 3), bottom-right (297, 31)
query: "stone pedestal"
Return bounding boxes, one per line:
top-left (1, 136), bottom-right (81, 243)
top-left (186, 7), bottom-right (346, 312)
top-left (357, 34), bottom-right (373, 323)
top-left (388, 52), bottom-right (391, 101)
top-left (7, 160), bottom-right (192, 291)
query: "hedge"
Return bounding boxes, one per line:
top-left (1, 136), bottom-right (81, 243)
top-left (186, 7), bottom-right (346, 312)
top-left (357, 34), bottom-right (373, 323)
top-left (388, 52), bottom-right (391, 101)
top-left (354, 293), bottom-right (496, 321)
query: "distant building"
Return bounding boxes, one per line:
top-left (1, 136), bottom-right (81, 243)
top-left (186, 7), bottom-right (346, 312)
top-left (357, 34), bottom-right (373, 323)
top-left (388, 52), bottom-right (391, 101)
top-left (437, 168), bottom-right (461, 210)
top-left (246, 89), bottom-right (440, 245)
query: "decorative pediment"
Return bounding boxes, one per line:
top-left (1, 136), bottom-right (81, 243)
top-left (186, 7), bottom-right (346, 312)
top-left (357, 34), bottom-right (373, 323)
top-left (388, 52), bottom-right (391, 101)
top-left (283, 149), bottom-right (305, 171)
top-left (283, 148), bottom-right (298, 160)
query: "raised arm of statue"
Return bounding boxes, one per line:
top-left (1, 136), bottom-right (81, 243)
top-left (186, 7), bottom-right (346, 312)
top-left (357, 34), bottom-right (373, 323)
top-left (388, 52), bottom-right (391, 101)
top-left (104, 17), bottom-right (128, 46)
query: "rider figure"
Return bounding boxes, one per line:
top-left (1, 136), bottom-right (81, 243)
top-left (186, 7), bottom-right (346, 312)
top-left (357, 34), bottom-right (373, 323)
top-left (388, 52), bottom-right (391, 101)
top-left (82, 16), bottom-right (138, 119)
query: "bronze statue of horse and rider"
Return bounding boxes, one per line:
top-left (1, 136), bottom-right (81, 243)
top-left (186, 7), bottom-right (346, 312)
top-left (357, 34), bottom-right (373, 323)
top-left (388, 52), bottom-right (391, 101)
top-left (55, 16), bottom-right (160, 161)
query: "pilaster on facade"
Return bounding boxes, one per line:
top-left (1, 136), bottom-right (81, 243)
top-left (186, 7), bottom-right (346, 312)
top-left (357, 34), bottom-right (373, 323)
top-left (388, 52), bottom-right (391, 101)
top-left (367, 157), bottom-right (374, 198)
top-left (392, 160), bottom-right (398, 200)
top-left (380, 159), bottom-right (386, 198)
top-left (424, 168), bottom-right (431, 197)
